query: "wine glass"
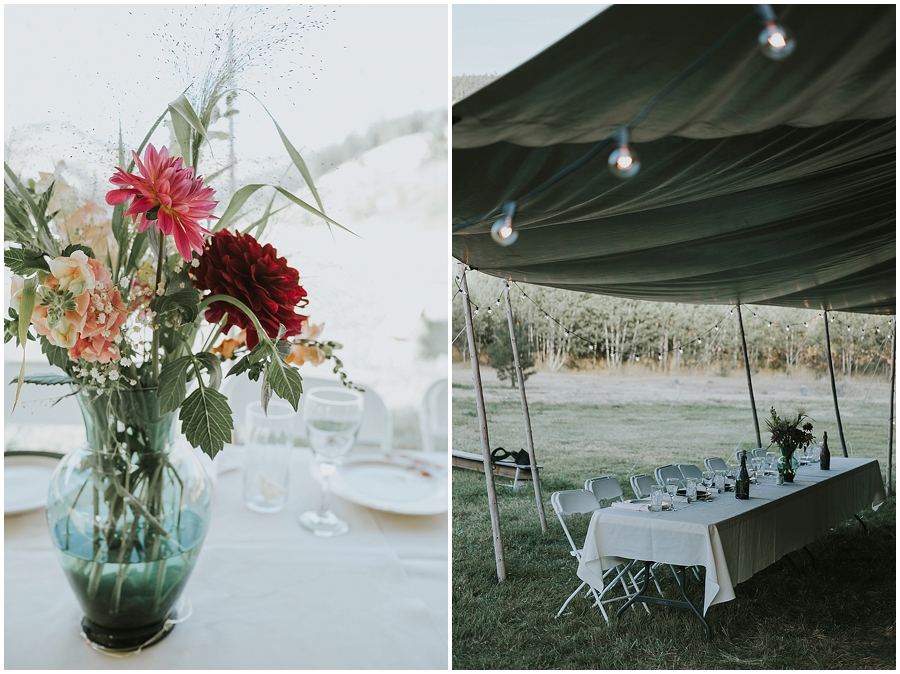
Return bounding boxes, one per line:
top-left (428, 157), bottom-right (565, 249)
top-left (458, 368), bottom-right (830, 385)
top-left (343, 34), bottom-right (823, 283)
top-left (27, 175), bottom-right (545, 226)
top-left (766, 452), bottom-right (776, 475)
top-left (298, 388), bottom-right (364, 537)
top-left (666, 477), bottom-right (681, 510)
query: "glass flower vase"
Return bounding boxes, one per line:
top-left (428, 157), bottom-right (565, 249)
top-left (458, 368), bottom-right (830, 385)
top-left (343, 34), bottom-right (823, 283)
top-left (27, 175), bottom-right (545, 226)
top-left (777, 447), bottom-right (800, 482)
top-left (46, 387), bottom-right (212, 652)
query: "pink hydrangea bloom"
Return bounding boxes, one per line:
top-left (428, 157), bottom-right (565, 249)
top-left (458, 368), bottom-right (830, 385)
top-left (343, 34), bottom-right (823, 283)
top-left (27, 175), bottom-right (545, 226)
top-left (105, 144), bottom-right (218, 261)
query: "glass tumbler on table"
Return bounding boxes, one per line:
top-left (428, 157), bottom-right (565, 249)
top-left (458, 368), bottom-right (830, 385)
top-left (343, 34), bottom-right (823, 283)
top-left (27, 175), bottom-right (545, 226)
top-left (649, 484), bottom-right (664, 512)
top-left (685, 477), bottom-right (698, 502)
top-left (299, 387), bottom-right (364, 537)
top-left (243, 400), bottom-right (295, 513)
top-left (714, 470), bottom-right (726, 492)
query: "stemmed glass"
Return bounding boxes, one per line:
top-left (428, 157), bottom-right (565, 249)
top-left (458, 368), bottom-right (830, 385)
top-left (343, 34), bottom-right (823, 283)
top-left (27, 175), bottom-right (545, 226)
top-left (666, 477), bottom-right (681, 511)
top-left (766, 452), bottom-right (776, 476)
top-left (299, 388), bottom-right (364, 537)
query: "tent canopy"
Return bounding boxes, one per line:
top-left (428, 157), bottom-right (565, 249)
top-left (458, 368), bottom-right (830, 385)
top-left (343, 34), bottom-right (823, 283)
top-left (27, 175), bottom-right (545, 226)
top-left (452, 5), bottom-right (896, 315)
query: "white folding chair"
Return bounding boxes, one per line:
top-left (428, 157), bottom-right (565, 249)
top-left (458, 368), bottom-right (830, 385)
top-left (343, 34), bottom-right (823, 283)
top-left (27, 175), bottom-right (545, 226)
top-left (676, 463), bottom-right (703, 481)
top-left (588, 476), bottom-right (665, 597)
top-left (584, 476), bottom-right (626, 505)
top-left (654, 464), bottom-right (683, 486)
top-left (704, 457), bottom-right (728, 474)
top-left (418, 377), bottom-right (448, 452)
top-left (630, 473), bottom-right (657, 499)
top-left (551, 489), bottom-right (646, 623)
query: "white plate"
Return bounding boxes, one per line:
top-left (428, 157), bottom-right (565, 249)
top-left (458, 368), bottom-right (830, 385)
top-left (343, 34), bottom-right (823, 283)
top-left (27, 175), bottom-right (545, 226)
top-left (327, 452), bottom-right (448, 515)
top-left (5, 455), bottom-right (60, 515)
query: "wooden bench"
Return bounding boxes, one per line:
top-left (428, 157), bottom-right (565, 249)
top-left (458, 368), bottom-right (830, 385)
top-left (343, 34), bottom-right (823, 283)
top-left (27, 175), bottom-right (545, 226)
top-left (452, 449), bottom-right (542, 490)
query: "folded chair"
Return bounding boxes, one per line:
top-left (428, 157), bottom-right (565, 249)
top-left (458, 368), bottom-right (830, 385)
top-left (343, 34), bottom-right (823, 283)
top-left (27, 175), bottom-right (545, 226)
top-left (551, 489), bottom-right (647, 623)
top-left (676, 463), bottom-right (703, 481)
top-left (704, 457), bottom-right (728, 474)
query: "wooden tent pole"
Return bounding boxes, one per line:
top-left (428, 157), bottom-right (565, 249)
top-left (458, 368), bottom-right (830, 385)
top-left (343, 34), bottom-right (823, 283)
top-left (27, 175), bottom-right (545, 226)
top-left (736, 304), bottom-right (762, 448)
top-left (459, 263), bottom-right (506, 581)
top-left (823, 310), bottom-right (849, 457)
top-left (887, 316), bottom-right (896, 496)
top-left (503, 281), bottom-right (548, 532)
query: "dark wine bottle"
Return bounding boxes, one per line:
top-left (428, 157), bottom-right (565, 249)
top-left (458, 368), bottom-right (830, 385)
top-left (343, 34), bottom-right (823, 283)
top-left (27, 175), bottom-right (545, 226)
top-left (735, 450), bottom-right (750, 499)
top-left (820, 431), bottom-right (831, 470)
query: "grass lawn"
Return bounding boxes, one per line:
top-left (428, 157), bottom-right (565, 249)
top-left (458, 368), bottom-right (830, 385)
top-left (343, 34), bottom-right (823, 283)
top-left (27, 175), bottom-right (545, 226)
top-left (452, 367), bottom-right (895, 669)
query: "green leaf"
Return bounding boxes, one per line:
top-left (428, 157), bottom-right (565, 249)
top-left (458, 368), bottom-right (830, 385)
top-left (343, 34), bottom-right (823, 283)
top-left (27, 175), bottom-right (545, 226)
top-left (195, 351), bottom-right (222, 391)
top-left (275, 340), bottom-right (291, 361)
top-left (179, 385), bottom-right (233, 460)
top-left (8, 373), bottom-right (74, 386)
top-left (4, 247), bottom-right (49, 275)
top-left (157, 356), bottom-right (191, 415)
top-left (60, 243), bottom-right (96, 260)
top-left (169, 104), bottom-right (194, 168)
top-left (269, 114), bottom-right (325, 215)
top-left (12, 277), bottom-right (37, 411)
top-left (168, 94), bottom-right (208, 167)
top-left (272, 186), bottom-right (354, 235)
top-left (150, 288), bottom-right (201, 324)
top-left (212, 184), bottom-right (353, 235)
top-left (265, 359), bottom-right (302, 411)
top-left (40, 336), bottom-right (70, 371)
top-left (4, 163), bottom-right (57, 256)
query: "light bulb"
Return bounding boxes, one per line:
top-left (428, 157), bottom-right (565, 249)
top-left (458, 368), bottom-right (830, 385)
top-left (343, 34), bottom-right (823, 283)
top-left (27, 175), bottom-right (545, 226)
top-left (487, 307), bottom-right (492, 315)
top-left (490, 201), bottom-right (519, 246)
top-left (608, 127), bottom-right (641, 179)
top-left (756, 6), bottom-right (795, 60)
top-left (491, 216), bottom-right (517, 246)
top-left (474, 308), bottom-right (479, 316)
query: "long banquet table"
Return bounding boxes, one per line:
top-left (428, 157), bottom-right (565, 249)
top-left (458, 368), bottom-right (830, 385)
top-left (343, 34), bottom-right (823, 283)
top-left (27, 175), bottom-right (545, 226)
top-left (577, 457), bottom-right (885, 620)
top-left (5, 426), bottom-right (448, 669)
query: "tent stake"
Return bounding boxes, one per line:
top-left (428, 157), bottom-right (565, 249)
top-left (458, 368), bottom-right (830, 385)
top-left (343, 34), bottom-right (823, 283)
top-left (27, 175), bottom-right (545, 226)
top-left (459, 263), bottom-right (506, 581)
top-left (503, 281), bottom-right (548, 532)
top-left (823, 310), bottom-right (848, 457)
top-left (736, 304), bottom-right (762, 448)
top-left (888, 316), bottom-right (896, 496)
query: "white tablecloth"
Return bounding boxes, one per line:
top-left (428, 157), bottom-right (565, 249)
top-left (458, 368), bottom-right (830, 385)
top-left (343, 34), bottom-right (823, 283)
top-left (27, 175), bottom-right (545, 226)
top-left (577, 457), bottom-right (885, 615)
top-left (5, 442), bottom-right (448, 669)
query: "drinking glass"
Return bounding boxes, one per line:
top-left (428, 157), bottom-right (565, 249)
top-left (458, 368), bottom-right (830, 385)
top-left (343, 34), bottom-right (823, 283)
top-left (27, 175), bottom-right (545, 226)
top-left (298, 388), bottom-right (364, 537)
top-left (685, 477), bottom-right (698, 503)
top-left (243, 401), bottom-right (295, 513)
top-left (649, 484), bottom-right (664, 512)
top-left (702, 471), bottom-right (713, 488)
top-left (766, 452), bottom-right (776, 475)
top-left (714, 470), bottom-right (726, 492)
top-left (665, 477), bottom-right (680, 510)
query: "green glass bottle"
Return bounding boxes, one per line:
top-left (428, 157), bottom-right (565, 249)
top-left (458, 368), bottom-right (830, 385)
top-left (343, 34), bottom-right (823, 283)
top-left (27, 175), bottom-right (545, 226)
top-left (820, 431), bottom-right (831, 470)
top-left (735, 450), bottom-right (750, 500)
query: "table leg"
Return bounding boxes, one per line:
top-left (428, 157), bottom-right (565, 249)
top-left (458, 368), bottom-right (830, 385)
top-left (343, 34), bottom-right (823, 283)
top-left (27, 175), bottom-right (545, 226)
top-left (615, 561), bottom-right (712, 642)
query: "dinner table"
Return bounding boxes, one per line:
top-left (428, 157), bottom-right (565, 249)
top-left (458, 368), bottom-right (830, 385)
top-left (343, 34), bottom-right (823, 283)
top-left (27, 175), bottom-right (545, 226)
top-left (576, 457), bottom-right (886, 638)
top-left (5, 422), bottom-right (448, 669)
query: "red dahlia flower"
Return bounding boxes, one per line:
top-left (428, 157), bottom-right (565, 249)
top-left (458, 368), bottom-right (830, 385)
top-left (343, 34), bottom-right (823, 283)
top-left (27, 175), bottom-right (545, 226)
top-left (193, 230), bottom-right (308, 350)
top-left (105, 144), bottom-right (218, 261)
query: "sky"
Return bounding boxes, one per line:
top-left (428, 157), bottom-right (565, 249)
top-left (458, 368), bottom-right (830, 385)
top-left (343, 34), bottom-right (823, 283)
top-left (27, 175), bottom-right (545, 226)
top-left (452, 4), bottom-right (606, 76)
top-left (5, 5), bottom-right (447, 154)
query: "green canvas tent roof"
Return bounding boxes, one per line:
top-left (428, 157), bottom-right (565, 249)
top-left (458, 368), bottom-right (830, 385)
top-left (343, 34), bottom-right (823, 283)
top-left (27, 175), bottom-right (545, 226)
top-left (452, 4), bottom-right (896, 315)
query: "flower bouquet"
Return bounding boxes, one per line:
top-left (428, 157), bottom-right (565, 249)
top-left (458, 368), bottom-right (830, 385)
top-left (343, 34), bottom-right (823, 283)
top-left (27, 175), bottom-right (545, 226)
top-left (764, 406), bottom-right (816, 482)
top-left (4, 91), bottom-right (350, 650)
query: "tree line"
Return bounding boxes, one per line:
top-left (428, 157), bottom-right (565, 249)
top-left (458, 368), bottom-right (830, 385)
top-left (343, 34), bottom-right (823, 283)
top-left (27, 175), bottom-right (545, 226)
top-left (453, 272), bottom-right (895, 379)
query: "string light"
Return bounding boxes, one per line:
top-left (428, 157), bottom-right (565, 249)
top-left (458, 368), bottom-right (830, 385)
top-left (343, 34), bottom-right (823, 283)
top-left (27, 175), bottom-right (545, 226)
top-left (490, 201), bottom-right (518, 246)
top-left (487, 307), bottom-right (493, 315)
top-left (608, 127), bottom-right (641, 179)
top-left (756, 5), bottom-right (795, 61)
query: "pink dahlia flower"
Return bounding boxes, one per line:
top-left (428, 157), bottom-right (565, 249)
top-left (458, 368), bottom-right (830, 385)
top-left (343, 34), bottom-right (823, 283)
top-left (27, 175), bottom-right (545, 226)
top-left (105, 144), bottom-right (218, 261)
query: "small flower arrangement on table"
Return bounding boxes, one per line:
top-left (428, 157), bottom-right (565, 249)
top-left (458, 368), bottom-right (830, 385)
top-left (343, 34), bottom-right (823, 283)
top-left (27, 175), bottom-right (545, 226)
top-left (4, 91), bottom-right (353, 650)
top-left (764, 406), bottom-right (816, 482)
